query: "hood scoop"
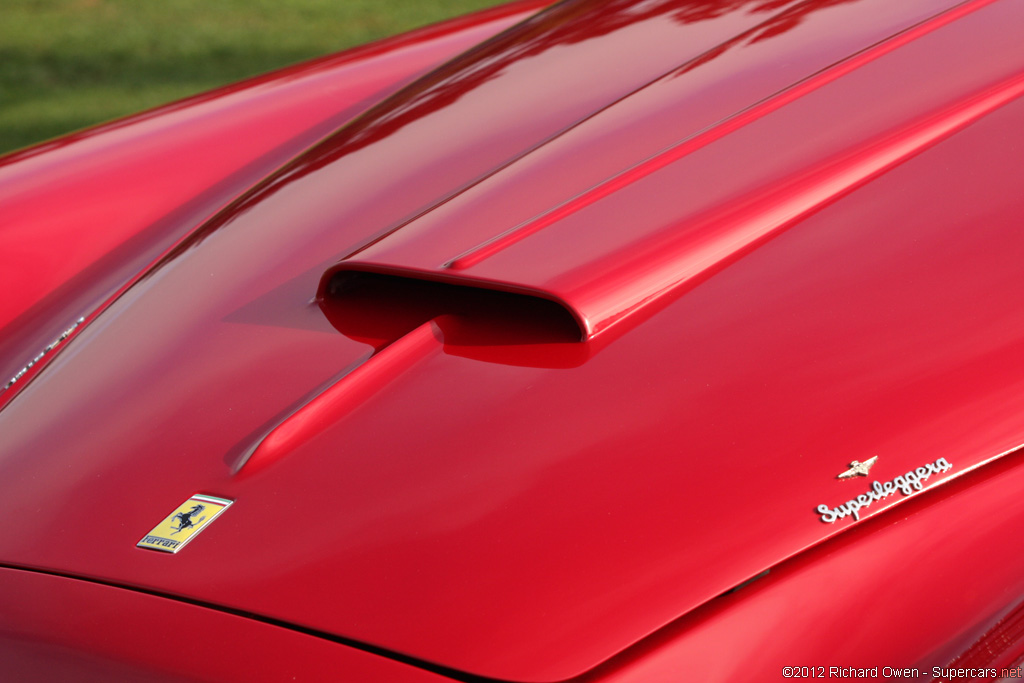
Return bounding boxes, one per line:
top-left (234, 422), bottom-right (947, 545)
top-left (236, 269), bottom-right (585, 475)
top-left (330, 0), bottom-right (1018, 341)
top-left (319, 268), bottom-right (584, 347)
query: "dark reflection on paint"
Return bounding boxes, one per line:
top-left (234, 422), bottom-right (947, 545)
top-left (211, 0), bottom-right (862, 219)
top-left (147, 0), bottom-right (873, 286)
top-left (318, 0), bottom-right (797, 157)
top-left (319, 270), bottom-right (592, 368)
top-left (673, 0), bottom-right (860, 75)
top-left (287, 0), bottom-right (858, 154)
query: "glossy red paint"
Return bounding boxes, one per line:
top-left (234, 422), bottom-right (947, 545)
top-left (586, 448), bottom-right (1024, 681)
top-left (337, 0), bottom-right (1008, 338)
top-left (3, 0), bottom-right (1024, 681)
top-left (0, 567), bottom-right (450, 682)
top-left (0, 0), bottom-right (550, 407)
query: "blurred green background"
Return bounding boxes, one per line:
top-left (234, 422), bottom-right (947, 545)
top-left (0, 0), bottom-right (506, 156)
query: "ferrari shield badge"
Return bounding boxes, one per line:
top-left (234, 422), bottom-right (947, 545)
top-left (137, 494), bottom-right (233, 553)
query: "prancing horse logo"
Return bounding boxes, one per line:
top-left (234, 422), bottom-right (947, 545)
top-left (170, 504), bottom-right (206, 535)
top-left (137, 494), bottom-right (233, 554)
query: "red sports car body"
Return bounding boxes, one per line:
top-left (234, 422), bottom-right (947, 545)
top-left (2, 0), bottom-right (1024, 680)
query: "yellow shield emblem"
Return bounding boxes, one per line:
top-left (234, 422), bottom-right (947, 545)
top-left (137, 494), bottom-right (233, 553)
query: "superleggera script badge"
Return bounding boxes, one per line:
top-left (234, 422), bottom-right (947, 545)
top-left (816, 457), bottom-right (952, 523)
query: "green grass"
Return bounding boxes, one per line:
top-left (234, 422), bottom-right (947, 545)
top-left (0, 0), bottom-right (506, 155)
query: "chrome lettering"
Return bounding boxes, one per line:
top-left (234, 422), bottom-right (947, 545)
top-left (2, 317), bottom-right (85, 393)
top-left (817, 457), bottom-right (953, 524)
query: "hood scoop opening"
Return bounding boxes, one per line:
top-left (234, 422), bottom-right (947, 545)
top-left (319, 268), bottom-right (585, 348)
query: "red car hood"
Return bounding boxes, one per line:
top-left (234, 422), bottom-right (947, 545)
top-left (3, 0), bottom-right (1024, 680)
